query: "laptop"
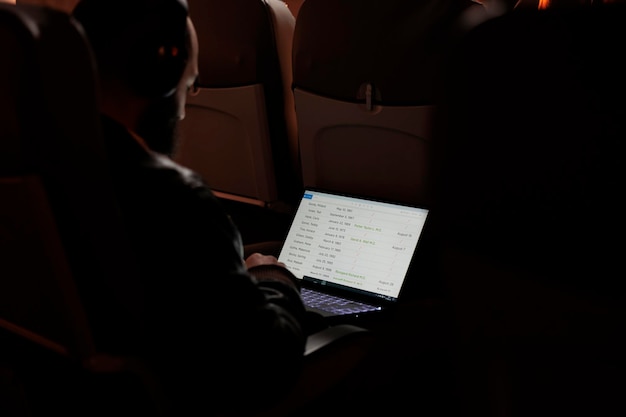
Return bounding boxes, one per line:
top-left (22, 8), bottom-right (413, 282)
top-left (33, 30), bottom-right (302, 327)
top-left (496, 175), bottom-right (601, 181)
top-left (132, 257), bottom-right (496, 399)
top-left (278, 188), bottom-right (429, 320)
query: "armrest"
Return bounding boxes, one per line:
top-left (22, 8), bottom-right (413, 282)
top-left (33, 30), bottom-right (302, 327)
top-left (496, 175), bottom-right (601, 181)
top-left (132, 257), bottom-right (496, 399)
top-left (304, 324), bottom-right (370, 356)
top-left (245, 324), bottom-right (373, 417)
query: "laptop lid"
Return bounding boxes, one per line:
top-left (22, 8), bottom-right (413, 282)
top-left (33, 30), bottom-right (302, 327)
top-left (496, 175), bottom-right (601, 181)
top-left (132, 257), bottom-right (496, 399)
top-left (278, 188), bottom-right (429, 317)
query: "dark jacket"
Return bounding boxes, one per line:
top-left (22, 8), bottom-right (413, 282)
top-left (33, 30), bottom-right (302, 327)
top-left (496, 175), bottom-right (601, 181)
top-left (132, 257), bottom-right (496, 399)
top-left (90, 114), bottom-right (307, 413)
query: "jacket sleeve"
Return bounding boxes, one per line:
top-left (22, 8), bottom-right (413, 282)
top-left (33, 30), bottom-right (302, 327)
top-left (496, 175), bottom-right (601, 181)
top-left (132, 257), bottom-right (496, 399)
top-left (138, 157), bottom-right (308, 413)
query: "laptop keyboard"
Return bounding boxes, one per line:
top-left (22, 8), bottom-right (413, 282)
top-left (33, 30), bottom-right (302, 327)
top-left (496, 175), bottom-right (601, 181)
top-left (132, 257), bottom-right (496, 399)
top-left (300, 288), bottom-right (381, 315)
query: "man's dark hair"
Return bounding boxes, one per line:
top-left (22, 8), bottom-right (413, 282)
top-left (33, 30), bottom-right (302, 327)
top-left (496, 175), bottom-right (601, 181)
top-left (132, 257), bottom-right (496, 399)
top-left (72, 0), bottom-right (190, 98)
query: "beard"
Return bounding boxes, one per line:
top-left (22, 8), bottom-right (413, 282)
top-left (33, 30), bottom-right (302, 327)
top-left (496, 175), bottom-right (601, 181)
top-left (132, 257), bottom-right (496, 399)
top-left (135, 95), bottom-right (181, 157)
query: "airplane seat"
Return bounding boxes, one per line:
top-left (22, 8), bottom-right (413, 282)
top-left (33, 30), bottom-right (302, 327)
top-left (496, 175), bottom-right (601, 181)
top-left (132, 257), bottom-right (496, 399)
top-left (433, 4), bottom-right (626, 416)
top-left (292, 0), bottom-right (482, 207)
top-left (0, 3), bottom-right (166, 416)
top-left (0, 4), bottom-right (372, 416)
top-left (174, 0), bottom-right (301, 211)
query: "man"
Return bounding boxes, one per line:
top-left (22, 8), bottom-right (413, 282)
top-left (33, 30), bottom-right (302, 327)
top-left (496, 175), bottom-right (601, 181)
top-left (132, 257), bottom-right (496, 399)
top-left (71, 0), bottom-right (308, 413)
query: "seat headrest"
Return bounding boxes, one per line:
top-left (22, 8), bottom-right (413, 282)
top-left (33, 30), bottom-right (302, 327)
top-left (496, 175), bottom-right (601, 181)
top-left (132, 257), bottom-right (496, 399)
top-left (0, 3), bottom-right (103, 176)
top-left (292, 0), bottom-right (479, 105)
top-left (188, 0), bottom-right (280, 87)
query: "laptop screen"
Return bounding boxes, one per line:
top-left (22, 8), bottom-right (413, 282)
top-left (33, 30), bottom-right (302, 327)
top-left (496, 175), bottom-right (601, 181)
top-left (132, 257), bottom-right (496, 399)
top-left (278, 188), bottom-right (429, 302)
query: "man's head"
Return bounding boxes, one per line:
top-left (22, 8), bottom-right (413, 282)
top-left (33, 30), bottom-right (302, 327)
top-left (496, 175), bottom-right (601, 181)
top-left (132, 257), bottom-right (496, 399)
top-left (73, 0), bottom-right (199, 155)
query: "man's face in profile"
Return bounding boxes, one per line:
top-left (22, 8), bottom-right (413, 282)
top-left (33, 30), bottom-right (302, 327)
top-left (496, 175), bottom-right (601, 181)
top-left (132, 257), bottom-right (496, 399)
top-left (135, 17), bottom-right (198, 157)
top-left (135, 94), bottom-right (181, 156)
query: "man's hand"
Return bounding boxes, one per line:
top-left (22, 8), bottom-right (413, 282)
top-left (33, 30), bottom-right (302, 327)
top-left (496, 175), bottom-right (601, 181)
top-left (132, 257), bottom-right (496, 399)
top-left (245, 252), bottom-right (286, 270)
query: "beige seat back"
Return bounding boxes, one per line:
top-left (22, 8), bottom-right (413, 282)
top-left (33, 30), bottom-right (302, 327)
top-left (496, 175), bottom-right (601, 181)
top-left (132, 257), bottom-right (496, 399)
top-left (175, 0), bottom-right (300, 210)
top-left (292, 0), bottom-right (479, 206)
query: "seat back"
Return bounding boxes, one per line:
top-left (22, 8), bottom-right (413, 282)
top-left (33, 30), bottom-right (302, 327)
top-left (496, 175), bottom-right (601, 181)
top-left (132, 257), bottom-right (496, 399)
top-left (433, 4), bottom-right (626, 416)
top-left (174, 0), bottom-right (300, 210)
top-left (292, 0), bottom-right (479, 206)
top-left (0, 3), bottom-right (164, 415)
top-left (0, 1), bottom-right (129, 358)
